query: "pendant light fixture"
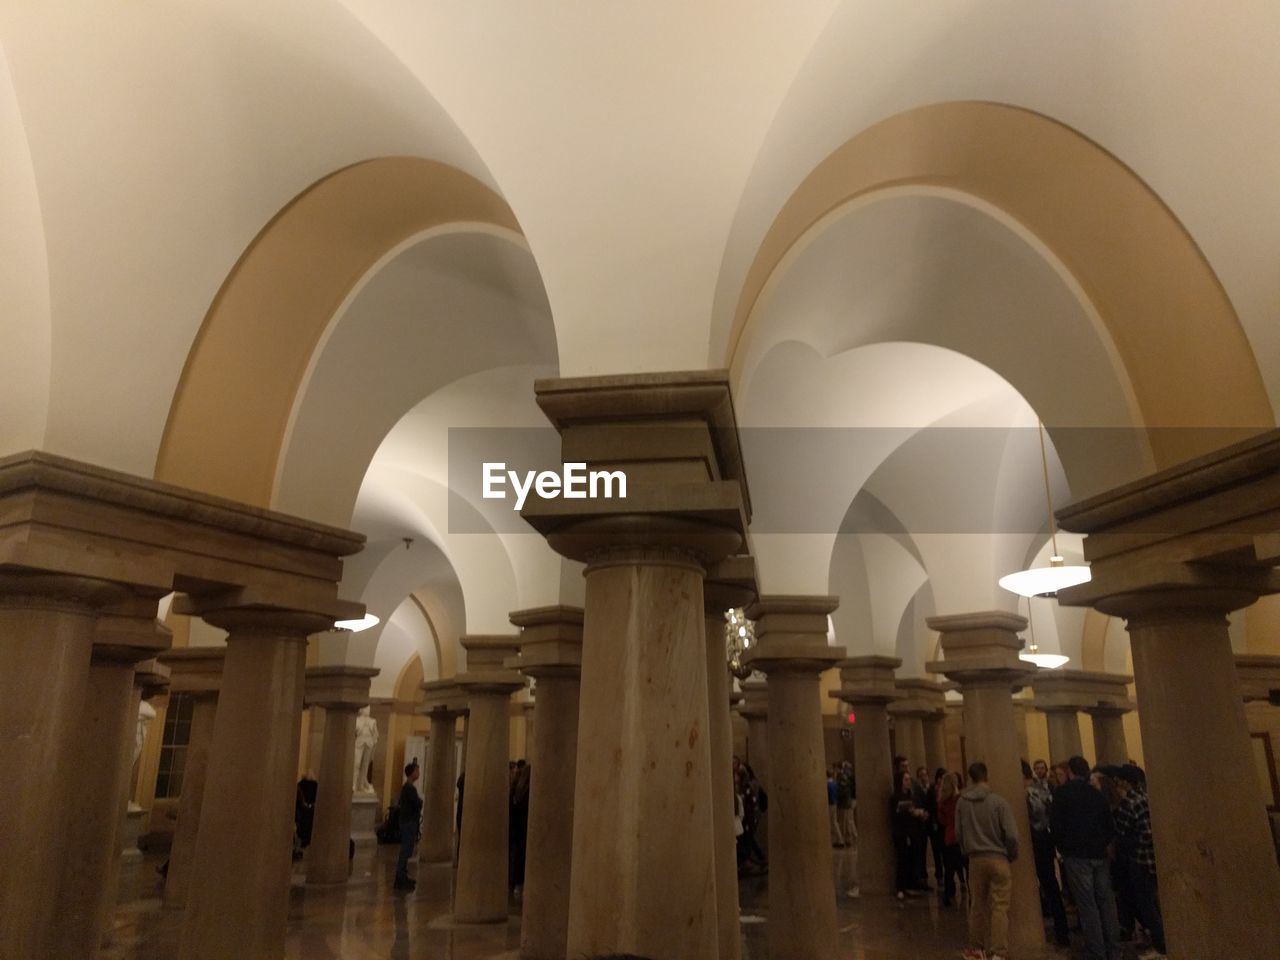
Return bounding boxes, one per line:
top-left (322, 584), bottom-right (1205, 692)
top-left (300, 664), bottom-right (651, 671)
top-left (998, 420), bottom-right (1091, 598)
top-left (334, 613), bottom-right (380, 632)
top-left (1018, 594), bottom-right (1069, 669)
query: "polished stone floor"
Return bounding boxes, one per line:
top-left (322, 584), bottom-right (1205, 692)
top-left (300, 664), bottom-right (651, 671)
top-left (101, 844), bottom-right (1122, 959)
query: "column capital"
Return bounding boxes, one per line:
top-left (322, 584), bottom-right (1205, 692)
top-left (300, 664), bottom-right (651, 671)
top-left (179, 604), bottom-right (339, 639)
top-left (737, 678), bottom-right (769, 718)
top-left (303, 665), bottom-right (380, 710)
top-left (160, 647), bottom-right (227, 695)
top-left (1031, 668), bottom-right (1134, 713)
top-left (520, 371), bottom-right (749, 565)
top-left (890, 676), bottom-right (951, 717)
top-left (420, 680), bottom-right (469, 717)
top-left (704, 555), bottom-right (758, 615)
top-left (742, 595), bottom-right (844, 675)
top-left (92, 607), bottom-right (173, 664)
top-left (1235, 654), bottom-right (1280, 703)
top-left (926, 610), bottom-right (1033, 688)
top-left (1056, 429), bottom-right (1280, 615)
top-left (509, 605), bottom-right (584, 679)
top-left (829, 655), bottom-right (902, 706)
top-left (134, 658), bottom-right (171, 696)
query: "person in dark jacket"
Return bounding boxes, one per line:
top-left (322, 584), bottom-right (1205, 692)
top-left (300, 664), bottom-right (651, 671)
top-left (1025, 759), bottom-right (1069, 947)
top-left (1051, 756), bottom-right (1121, 960)
top-left (891, 771), bottom-right (926, 899)
top-left (394, 763), bottom-right (423, 891)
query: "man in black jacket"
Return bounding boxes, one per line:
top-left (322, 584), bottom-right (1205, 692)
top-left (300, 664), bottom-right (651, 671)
top-left (394, 763), bottom-right (423, 891)
top-left (1051, 756), bottom-right (1121, 960)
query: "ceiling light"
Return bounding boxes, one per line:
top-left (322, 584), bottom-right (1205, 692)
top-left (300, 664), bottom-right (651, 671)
top-left (1017, 595), bottom-right (1068, 669)
top-left (998, 420), bottom-right (1091, 599)
top-left (334, 613), bottom-right (380, 633)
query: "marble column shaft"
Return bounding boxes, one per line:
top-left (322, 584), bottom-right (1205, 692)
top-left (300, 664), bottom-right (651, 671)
top-left (890, 709), bottom-right (928, 771)
top-left (454, 655), bottom-right (522, 923)
top-left (160, 647), bottom-right (226, 910)
top-left (51, 643), bottom-right (157, 959)
top-left (421, 707), bottom-right (462, 864)
top-left (924, 713), bottom-right (948, 775)
top-left (1042, 707), bottom-right (1084, 763)
top-left (178, 611), bottom-right (328, 960)
top-left (304, 665), bottom-right (379, 886)
top-left (510, 605), bottom-right (585, 960)
top-left (0, 573), bottom-right (122, 960)
top-left (928, 612), bottom-right (1044, 958)
top-left (833, 656), bottom-right (901, 897)
top-left (743, 596), bottom-right (844, 960)
top-left (1124, 600), bottom-right (1280, 958)
top-left (1087, 707), bottom-right (1130, 767)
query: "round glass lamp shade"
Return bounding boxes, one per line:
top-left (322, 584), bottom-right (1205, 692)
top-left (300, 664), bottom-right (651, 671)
top-left (334, 613), bottom-right (380, 632)
top-left (998, 556), bottom-right (1091, 598)
top-left (1019, 651), bottom-right (1070, 669)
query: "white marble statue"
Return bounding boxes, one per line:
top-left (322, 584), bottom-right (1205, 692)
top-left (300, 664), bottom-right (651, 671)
top-left (134, 699), bottom-right (157, 766)
top-left (352, 706), bottom-right (379, 794)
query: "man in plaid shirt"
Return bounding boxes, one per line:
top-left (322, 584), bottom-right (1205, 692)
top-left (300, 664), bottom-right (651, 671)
top-left (1113, 765), bottom-right (1166, 958)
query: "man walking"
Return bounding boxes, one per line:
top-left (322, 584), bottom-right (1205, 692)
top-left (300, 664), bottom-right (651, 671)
top-left (1113, 765), bottom-right (1166, 959)
top-left (955, 762), bottom-right (1020, 960)
top-left (1052, 756), bottom-right (1121, 960)
top-left (394, 763), bottom-right (423, 891)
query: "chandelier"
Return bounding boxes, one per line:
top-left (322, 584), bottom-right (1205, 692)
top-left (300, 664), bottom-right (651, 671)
top-left (998, 420), bottom-right (1091, 598)
top-left (1018, 595), bottom-right (1068, 669)
top-left (725, 607), bottom-right (756, 680)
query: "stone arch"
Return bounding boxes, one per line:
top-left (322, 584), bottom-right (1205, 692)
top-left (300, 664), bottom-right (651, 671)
top-left (154, 156), bottom-right (523, 506)
top-left (728, 101), bottom-right (1273, 468)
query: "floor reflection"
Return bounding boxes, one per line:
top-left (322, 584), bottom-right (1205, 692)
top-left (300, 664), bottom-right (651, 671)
top-left (106, 844), bottom-right (1069, 959)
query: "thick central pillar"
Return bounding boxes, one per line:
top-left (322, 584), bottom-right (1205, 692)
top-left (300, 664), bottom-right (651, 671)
top-left (743, 595), bottom-right (844, 960)
top-left (0, 572), bottom-right (125, 960)
top-left (454, 635), bottom-right (524, 923)
top-left (178, 608), bottom-right (334, 960)
top-left (1041, 706), bottom-right (1084, 762)
top-left (303, 665), bottom-right (379, 885)
top-left (52, 606), bottom-right (171, 960)
top-left (832, 656), bottom-right (902, 897)
top-left (510, 606), bottom-right (584, 960)
top-left (521, 370), bottom-right (750, 960)
top-left (419, 684), bottom-right (466, 865)
top-left (928, 611), bottom-right (1044, 959)
top-left (159, 648), bottom-right (225, 909)
top-left (704, 558), bottom-right (757, 960)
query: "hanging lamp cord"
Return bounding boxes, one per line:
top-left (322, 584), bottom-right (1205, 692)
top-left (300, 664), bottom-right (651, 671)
top-left (1037, 419), bottom-right (1060, 558)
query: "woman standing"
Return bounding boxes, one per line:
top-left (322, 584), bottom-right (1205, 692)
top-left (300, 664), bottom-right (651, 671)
top-left (937, 772), bottom-right (963, 906)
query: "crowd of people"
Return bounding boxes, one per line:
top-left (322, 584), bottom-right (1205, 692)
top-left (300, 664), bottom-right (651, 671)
top-left (878, 750), bottom-right (1167, 960)
top-left (732, 755), bottom-right (768, 876)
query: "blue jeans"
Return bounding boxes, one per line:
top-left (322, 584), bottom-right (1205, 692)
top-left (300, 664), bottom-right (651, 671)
top-left (395, 822), bottom-right (416, 882)
top-left (1062, 857), bottom-right (1122, 960)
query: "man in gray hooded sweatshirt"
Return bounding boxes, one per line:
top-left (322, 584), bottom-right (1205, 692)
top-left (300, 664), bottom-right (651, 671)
top-left (955, 762), bottom-right (1020, 960)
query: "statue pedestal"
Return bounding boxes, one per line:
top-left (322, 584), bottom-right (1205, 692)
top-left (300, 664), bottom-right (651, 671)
top-left (120, 804), bottom-right (145, 860)
top-left (351, 794), bottom-right (380, 848)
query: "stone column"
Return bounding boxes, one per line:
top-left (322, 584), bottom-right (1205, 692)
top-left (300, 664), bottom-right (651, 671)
top-left (509, 606), bottom-right (584, 960)
top-left (305, 705), bottom-right (326, 777)
top-left (1011, 698), bottom-right (1033, 763)
top-left (1040, 706), bottom-right (1084, 762)
top-left (924, 711), bottom-right (948, 775)
top-left (519, 370), bottom-right (750, 960)
top-left (1053, 430), bottom-right (1280, 959)
top-left (1086, 706), bottom-right (1131, 766)
top-left (0, 572), bottom-right (125, 959)
top-left (178, 608), bottom-right (334, 960)
top-left (419, 684), bottom-right (466, 865)
top-left (52, 606), bottom-right (171, 959)
top-left (159, 648), bottom-right (226, 909)
top-left (704, 558), bottom-right (757, 960)
top-left (453, 635), bottom-right (524, 923)
top-left (738, 679), bottom-right (769, 792)
top-left (1033, 669), bottom-right (1135, 766)
top-left (888, 703), bottom-right (928, 771)
top-left (303, 665), bottom-right (379, 885)
top-left (927, 611), bottom-right (1044, 958)
top-left (742, 596), bottom-right (844, 960)
top-left (368, 698), bottom-right (394, 802)
top-left (831, 656), bottom-right (901, 896)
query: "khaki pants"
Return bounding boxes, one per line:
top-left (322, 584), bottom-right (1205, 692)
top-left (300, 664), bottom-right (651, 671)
top-left (829, 803), bottom-right (844, 845)
top-left (967, 853), bottom-right (1011, 957)
top-left (838, 802), bottom-right (856, 842)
